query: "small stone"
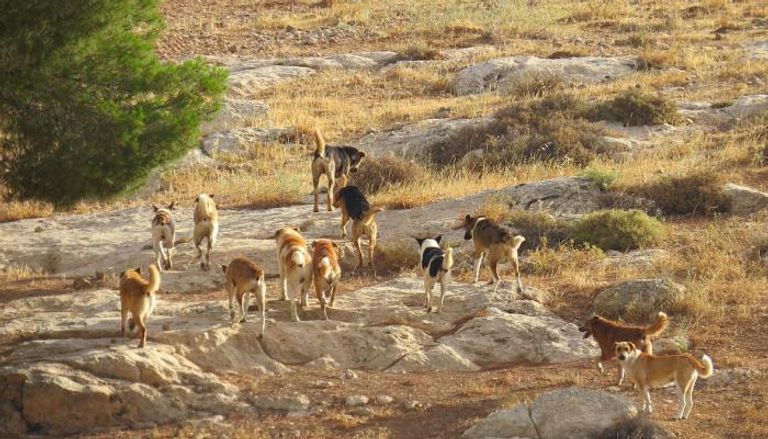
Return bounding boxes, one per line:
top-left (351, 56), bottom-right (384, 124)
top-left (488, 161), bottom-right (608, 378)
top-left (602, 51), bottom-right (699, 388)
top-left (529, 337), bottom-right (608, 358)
top-left (34, 226), bottom-right (44, 233)
top-left (374, 395), bottom-right (394, 405)
top-left (403, 400), bottom-right (422, 411)
top-left (310, 380), bottom-right (334, 389)
top-left (342, 369), bottom-right (358, 379)
top-left (344, 395), bottom-right (369, 407)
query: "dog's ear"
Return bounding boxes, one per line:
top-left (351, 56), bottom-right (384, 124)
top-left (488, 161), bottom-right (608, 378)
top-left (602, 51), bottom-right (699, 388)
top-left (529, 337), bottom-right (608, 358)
top-left (135, 266), bottom-right (141, 274)
top-left (220, 264), bottom-right (227, 273)
top-left (435, 234), bottom-right (442, 244)
top-left (465, 214), bottom-right (472, 222)
top-left (311, 240), bottom-right (317, 248)
top-left (209, 194), bottom-right (214, 200)
top-left (168, 201), bottom-right (176, 210)
top-left (358, 151), bottom-right (366, 158)
top-left (272, 229), bottom-right (281, 239)
top-left (627, 341), bottom-right (637, 351)
top-left (415, 237), bottom-right (425, 246)
top-left (194, 195), bottom-right (199, 203)
top-left (152, 204), bottom-right (159, 212)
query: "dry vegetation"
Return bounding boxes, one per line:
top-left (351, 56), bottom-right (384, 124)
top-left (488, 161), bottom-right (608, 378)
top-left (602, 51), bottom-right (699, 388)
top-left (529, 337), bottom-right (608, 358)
top-left (4, 0), bottom-right (768, 437)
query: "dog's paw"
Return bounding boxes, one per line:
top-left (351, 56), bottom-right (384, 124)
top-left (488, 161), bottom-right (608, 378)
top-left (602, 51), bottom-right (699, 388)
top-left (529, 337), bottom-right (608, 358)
top-left (240, 318), bottom-right (247, 323)
top-left (257, 333), bottom-right (264, 341)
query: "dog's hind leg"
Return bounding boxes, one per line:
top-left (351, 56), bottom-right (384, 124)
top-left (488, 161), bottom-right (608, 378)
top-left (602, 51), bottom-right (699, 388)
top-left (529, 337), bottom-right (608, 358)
top-left (120, 306), bottom-right (129, 337)
top-left (289, 298), bottom-right (301, 323)
top-left (278, 264), bottom-right (289, 301)
top-left (153, 240), bottom-right (164, 272)
top-left (510, 253), bottom-right (523, 298)
top-left (312, 169), bottom-right (321, 213)
top-left (368, 233), bottom-right (377, 278)
top-left (436, 276), bottom-right (448, 313)
top-left (257, 281), bottom-right (266, 339)
top-left (353, 237), bottom-right (364, 273)
top-left (240, 290), bottom-right (250, 323)
top-left (675, 383), bottom-right (686, 420)
top-left (472, 251), bottom-right (484, 284)
top-left (340, 211), bottom-right (349, 239)
top-left (319, 286), bottom-right (329, 320)
top-left (489, 261), bottom-right (501, 292)
top-left (683, 375), bottom-right (698, 419)
top-left (423, 278), bottom-right (434, 311)
top-left (326, 170), bottom-right (335, 212)
top-left (134, 313), bottom-right (147, 348)
top-left (227, 282), bottom-right (237, 322)
top-left (329, 282), bottom-right (337, 308)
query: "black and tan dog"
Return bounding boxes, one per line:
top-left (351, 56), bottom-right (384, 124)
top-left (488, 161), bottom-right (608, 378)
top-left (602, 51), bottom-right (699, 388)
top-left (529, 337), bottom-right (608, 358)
top-left (311, 129), bottom-right (366, 212)
top-left (334, 186), bottom-right (382, 274)
top-left (454, 214), bottom-right (525, 296)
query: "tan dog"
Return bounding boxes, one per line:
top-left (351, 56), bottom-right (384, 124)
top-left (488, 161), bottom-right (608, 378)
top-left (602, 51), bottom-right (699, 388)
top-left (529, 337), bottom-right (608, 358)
top-left (311, 129), bottom-right (365, 212)
top-left (119, 264), bottom-right (160, 348)
top-left (275, 227), bottom-right (314, 322)
top-left (334, 185), bottom-right (382, 274)
top-left (311, 240), bottom-right (342, 320)
top-left (615, 341), bottom-right (714, 419)
top-left (454, 214), bottom-right (525, 295)
top-left (221, 257), bottom-right (267, 339)
top-left (579, 311), bottom-right (669, 385)
top-left (151, 202), bottom-right (176, 271)
top-left (194, 193), bottom-right (218, 271)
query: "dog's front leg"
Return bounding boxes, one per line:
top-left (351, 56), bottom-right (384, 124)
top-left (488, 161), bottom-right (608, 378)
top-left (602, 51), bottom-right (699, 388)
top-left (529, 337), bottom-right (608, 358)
top-left (312, 171), bottom-right (321, 213)
top-left (327, 174), bottom-right (335, 212)
top-left (241, 290), bottom-right (251, 323)
top-left (617, 364), bottom-right (625, 386)
top-left (228, 285), bottom-right (236, 322)
top-left (289, 298), bottom-right (301, 322)
top-left (120, 308), bottom-right (128, 337)
top-left (642, 385), bottom-right (653, 413)
top-left (423, 279), bottom-right (433, 311)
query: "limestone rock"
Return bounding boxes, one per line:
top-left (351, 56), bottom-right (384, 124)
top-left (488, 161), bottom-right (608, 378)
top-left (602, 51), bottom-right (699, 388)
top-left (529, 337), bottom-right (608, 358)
top-left (724, 183), bottom-right (768, 215)
top-left (593, 278), bottom-right (686, 321)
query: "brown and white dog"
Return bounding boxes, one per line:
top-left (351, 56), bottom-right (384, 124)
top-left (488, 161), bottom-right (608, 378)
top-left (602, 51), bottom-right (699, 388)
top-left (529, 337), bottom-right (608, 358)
top-left (119, 264), bottom-right (160, 348)
top-left (311, 129), bottom-right (365, 212)
top-left (151, 202), bottom-right (176, 271)
top-left (275, 227), bottom-right (314, 322)
top-left (614, 341), bottom-right (713, 419)
top-left (334, 186), bottom-right (383, 274)
top-left (454, 214), bottom-right (525, 296)
top-left (579, 311), bottom-right (669, 385)
top-left (221, 257), bottom-right (267, 338)
top-left (193, 193), bottom-right (218, 271)
top-left (311, 239), bottom-right (342, 320)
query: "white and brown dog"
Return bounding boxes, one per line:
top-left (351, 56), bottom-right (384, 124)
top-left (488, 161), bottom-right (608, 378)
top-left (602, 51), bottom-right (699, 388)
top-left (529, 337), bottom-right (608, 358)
top-left (614, 341), bottom-right (714, 419)
top-left (415, 235), bottom-right (454, 313)
top-left (193, 193), bottom-right (218, 271)
top-left (455, 214), bottom-right (525, 296)
top-left (221, 257), bottom-right (267, 339)
top-left (275, 227), bottom-right (314, 322)
top-left (151, 202), bottom-right (176, 271)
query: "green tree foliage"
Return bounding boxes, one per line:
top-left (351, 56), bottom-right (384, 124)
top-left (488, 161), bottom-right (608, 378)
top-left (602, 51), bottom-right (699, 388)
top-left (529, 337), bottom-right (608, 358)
top-left (0, 0), bottom-right (227, 204)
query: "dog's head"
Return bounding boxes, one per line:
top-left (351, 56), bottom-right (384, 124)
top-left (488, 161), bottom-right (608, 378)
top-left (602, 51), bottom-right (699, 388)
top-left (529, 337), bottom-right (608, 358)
top-left (220, 264), bottom-right (228, 274)
top-left (120, 266), bottom-right (141, 278)
top-left (349, 150), bottom-right (365, 174)
top-left (578, 315), bottom-right (600, 339)
top-left (273, 226), bottom-right (300, 240)
top-left (453, 214), bottom-right (482, 241)
top-left (614, 341), bottom-right (637, 362)
top-left (152, 201), bottom-right (176, 213)
top-left (415, 235), bottom-right (442, 251)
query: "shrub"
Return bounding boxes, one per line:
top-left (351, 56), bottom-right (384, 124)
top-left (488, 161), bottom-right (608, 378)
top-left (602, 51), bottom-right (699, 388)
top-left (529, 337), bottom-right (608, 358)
top-left (588, 90), bottom-right (683, 126)
top-left (0, 0), bottom-right (227, 204)
top-left (634, 172), bottom-right (730, 216)
top-left (571, 209), bottom-right (664, 251)
top-left (581, 168), bottom-right (618, 191)
top-left (547, 49), bottom-right (589, 59)
top-left (502, 71), bottom-right (564, 97)
top-left (506, 209), bottom-right (572, 251)
top-left (636, 50), bottom-right (674, 70)
top-left (349, 155), bottom-right (427, 194)
top-left (394, 43), bottom-right (442, 62)
top-left (373, 239), bottom-right (420, 274)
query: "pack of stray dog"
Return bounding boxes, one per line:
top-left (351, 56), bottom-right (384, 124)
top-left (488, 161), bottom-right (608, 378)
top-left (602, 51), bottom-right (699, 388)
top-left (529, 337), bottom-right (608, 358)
top-left (117, 127), bottom-right (714, 421)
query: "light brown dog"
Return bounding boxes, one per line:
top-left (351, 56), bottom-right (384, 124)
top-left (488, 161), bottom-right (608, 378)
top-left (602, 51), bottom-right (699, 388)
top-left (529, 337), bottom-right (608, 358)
top-left (221, 257), bottom-right (267, 338)
top-left (614, 341), bottom-right (713, 419)
top-left (119, 264), bottom-right (160, 348)
top-left (151, 202), bottom-right (176, 271)
top-left (194, 193), bottom-right (219, 271)
top-left (333, 186), bottom-right (382, 274)
top-left (311, 240), bottom-right (342, 320)
top-left (275, 227), bottom-right (314, 322)
top-left (579, 311), bottom-right (669, 385)
top-left (454, 214), bottom-right (525, 296)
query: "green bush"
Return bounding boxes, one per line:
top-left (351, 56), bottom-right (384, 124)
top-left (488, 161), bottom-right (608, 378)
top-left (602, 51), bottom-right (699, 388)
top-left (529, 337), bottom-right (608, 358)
top-left (0, 0), bottom-right (227, 204)
top-left (581, 168), bottom-right (618, 191)
top-left (571, 209), bottom-right (664, 251)
top-left (635, 172), bottom-right (730, 216)
top-left (588, 90), bottom-right (682, 126)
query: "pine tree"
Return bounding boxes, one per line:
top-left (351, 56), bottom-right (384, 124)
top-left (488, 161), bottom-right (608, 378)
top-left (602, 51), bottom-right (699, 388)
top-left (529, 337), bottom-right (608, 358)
top-left (0, 0), bottom-right (227, 204)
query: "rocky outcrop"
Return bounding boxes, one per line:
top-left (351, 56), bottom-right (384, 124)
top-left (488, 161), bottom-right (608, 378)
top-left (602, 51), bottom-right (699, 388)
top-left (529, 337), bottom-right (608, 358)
top-left (724, 183), bottom-right (768, 215)
top-left (593, 278), bottom-right (686, 321)
top-left (201, 99), bottom-right (269, 135)
top-left (201, 127), bottom-right (299, 155)
top-left (356, 117), bottom-right (495, 159)
top-left (228, 65), bottom-right (315, 98)
top-left (500, 176), bottom-right (603, 216)
top-left (680, 95), bottom-right (768, 127)
top-left (453, 56), bottom-right (636, 95)
top-left (463, 388), bottom-right (638, 439)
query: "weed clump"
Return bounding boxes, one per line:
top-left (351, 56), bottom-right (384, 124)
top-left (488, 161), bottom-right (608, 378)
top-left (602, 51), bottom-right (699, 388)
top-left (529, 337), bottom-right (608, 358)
top-left (588, 90), bottom-right (683, 126)
top-left (350, 155), bottom-right (427, 194)
top-left (571, 209), bottom-right (664, 251)
top-left (633, 172), bottom-right (730, 216)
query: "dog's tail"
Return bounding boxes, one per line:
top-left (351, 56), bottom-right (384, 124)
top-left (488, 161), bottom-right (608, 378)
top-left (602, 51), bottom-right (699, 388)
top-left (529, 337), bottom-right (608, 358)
top-left (643, 311), bottom-right (669, 337)
top-left (361, 207), bottom-right (384, 226)
top-left (690, 354), bottom-right (714, 378)
top-left (505, 234), bottom-right (526, 250)
top-left (313, 128), bottom-right (326, 158)
top-left (291, 249), bottom-right (306, 267)
top-left (146, 264), bottom-right (161, 295)
top-left (442, 247), bottom-right (454, 271)
top-left (319, 256), bottom-right (336, 282)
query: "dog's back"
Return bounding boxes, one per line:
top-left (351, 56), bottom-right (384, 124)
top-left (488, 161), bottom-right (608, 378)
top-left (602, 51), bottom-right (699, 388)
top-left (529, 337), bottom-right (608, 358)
top-left (474, 219), bottom-right (522, 249)
top-left (224, 257), bottom-right (264, 291)
top-left (276, 227), bottom-right (312, 273)
top-left (120, 265), bottom-right (160, 301)
top-left (194, 193), bottom-right (218, 225)
top-left (336, 186), bottom-right (370, 220)
top-left (584, 312), bottom-right (669, 360)
top-left (419, 240), bottom-right (453, 279)
top-left (312, 240), bottom-right (341, 285)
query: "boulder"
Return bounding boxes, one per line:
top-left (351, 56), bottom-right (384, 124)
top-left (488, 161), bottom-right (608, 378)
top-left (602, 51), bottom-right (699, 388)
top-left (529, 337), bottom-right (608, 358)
top-left (724, 183), bottom-right (768, 215)
top-left (228, 65), bottom-right (315, 98)
top-left (251, 393), bottom-right (310, 412)
top-left (745, 41), bottom-right (768, 60)
top-left (440, 307), bottom-right (599, 366)
top-left (202, 127), bottom-right (298, 155)
top-left (464, 388), bottom-right (638, 439)
top-left (593, 278), bottom-right (685, 321)
top-left (453, 56), bottom-right (636, 95)
top-left (500, 176), bottom-right (603, 215)
top-left (356, 117), bottom-right (496, 159)
top-left (344, 395), bottom-right (370, 407)
top-left (680, 95), bottom-right (768, 126)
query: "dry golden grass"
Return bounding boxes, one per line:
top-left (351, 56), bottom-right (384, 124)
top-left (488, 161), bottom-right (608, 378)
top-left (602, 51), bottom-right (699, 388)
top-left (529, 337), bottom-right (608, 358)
top-left (0, 199), bottom-right (54, 223)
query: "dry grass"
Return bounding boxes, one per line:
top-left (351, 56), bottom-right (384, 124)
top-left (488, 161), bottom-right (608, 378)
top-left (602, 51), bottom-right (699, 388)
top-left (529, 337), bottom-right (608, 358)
top-left (0, 199), bottom-right (54, 223)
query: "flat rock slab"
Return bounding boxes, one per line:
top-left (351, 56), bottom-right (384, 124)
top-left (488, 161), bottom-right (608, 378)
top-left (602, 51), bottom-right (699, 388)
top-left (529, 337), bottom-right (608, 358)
top-left (463, 388), bottom-right (638, 439)
top-left (453, 56), bottom-right (636, 95)
top-left (228, 65), bottom-right (315, 98)
top-left (357, 117), bottom-right (496, 159)
top-left (680, 95), bottom-right (768, 127)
